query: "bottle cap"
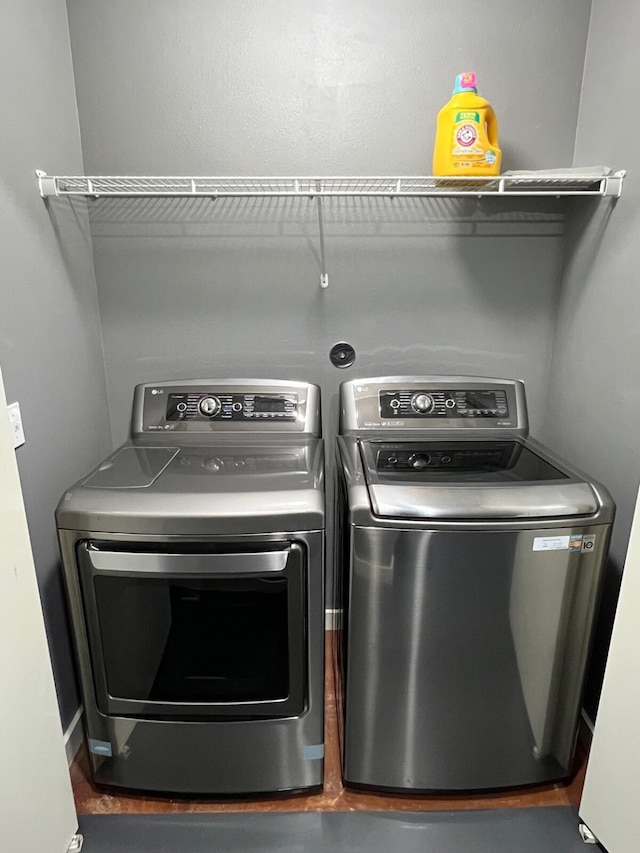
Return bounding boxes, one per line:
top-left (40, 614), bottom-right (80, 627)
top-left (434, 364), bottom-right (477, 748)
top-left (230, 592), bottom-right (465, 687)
top-left (453, 72), bottom-right (477, 94)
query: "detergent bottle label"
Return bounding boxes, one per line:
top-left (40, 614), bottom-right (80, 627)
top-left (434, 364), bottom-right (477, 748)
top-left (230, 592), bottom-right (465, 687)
top-left (455, 111), bottom-right (480, 122)
top-left (453, 114), bottom-right (483, 157)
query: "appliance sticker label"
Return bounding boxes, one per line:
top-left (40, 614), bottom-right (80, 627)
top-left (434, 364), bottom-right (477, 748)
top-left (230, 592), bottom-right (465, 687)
top-left (303, 743), bottom-right (325, 760)
top-left (569, 536), bottom-right (584, 551)
top-left (88, 738), bottom-right (113, 757)
top-left (532, 535), bottom-right (570, 552)
top-left (582, 535), bottom-right (597, 552)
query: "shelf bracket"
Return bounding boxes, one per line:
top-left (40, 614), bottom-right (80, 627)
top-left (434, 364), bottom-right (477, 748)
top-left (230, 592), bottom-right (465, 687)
top-left (315, 183), bottom-right (328, 288)
top-left (36, 170), bottom-right (58, 198)
top-left (608, 169), bottom-right (626, 198)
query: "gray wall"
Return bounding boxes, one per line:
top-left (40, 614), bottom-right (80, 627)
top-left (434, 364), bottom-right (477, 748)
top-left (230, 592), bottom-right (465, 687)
top-left (89, 199), bottom-right (568, 447)
top-left (541, 0), bottom-right (640, 717)
top-left (66, 0), bottom-right (590, 175)
top-left (65, 0), bottom-right (592, 442)
top-left (0, 0), bottom-right (111, 728)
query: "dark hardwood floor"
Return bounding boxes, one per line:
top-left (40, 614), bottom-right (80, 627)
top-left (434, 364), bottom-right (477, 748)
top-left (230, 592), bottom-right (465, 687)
top-left (70, 633), bottom-right (589, 815)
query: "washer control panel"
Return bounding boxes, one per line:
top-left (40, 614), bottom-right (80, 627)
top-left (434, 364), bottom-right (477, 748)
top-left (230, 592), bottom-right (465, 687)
top-left (339, 377), bottom-right (527, 434)
top-left (166, 392), bottom-right (297, 422)
top-left (380, 388), bottom-right (509, 419)
top-left (375, 442), bottom-right (515, 471)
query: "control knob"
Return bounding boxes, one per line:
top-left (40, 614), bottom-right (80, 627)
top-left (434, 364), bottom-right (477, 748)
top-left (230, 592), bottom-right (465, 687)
top-left (408, 453), bottom-right (430, 470)
top-left (201, 456), bottom-right (224, 473)
top-left (198, 395), bottom-right (221, 417)
top-left (411, 392), bottom-right (435, 414)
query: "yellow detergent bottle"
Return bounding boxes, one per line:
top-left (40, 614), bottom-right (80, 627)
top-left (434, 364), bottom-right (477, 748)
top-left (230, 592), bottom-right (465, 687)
top-left (432, 72), bottom-right (502, 177)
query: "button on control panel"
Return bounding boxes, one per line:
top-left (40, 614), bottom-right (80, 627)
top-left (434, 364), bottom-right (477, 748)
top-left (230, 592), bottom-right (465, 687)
top-left (166, 392), bottom-right (298, 422)
top-left (380, 388), bottom-right (509, 419)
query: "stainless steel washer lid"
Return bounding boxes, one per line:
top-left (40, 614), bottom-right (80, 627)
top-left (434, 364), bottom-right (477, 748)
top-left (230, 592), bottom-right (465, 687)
top-left (56, 440), bottom-right (325, 535)
top-left (359, 439), bottom-right (600, 520)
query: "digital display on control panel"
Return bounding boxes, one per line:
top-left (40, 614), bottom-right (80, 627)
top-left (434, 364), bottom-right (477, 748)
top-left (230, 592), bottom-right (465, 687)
top-left (465, 392), bottom-right (498, 410)
top-left (165, 392), bottom-right (297, 422)
top-left (253, 395), bottom-right (290, 413)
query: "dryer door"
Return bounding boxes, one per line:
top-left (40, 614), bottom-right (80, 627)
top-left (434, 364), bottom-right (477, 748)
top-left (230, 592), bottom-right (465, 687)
top-left (76, 541), bottom-right (307, 719)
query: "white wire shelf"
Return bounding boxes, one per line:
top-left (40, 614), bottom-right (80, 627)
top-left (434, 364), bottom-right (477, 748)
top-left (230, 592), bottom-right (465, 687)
top-left (37, 170), bottom-right (625, 199)
top-left (36, 169), bottom-right (624, 289)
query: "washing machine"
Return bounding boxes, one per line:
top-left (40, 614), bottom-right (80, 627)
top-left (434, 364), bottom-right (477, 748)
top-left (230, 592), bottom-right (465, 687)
top-left (334, 375), bottom-right (614, 792)
top-left (57, 379), bottom-right (325, 796)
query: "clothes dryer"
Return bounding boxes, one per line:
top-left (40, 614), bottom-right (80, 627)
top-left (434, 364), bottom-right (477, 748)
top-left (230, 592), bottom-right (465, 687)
top-left (57, 379), bottom-right (324, 796)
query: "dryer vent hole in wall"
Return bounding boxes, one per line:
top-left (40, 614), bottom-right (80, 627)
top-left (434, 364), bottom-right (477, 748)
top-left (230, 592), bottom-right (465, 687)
top-left (330, 343), bottom-right (356, 369)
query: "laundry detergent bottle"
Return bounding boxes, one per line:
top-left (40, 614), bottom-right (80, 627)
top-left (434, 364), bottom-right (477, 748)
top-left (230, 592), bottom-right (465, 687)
top-left (432, 72), bottom-right (501, 177)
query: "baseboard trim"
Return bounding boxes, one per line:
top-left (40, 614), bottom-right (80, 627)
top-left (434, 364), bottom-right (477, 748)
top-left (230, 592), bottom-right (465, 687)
top-left (325, 608), bottom-right (342, 630)
top-left (64, 705), bottom-right (84, 765)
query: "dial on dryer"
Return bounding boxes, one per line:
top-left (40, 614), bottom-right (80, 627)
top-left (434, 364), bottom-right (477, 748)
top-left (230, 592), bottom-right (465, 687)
top-left (411, 393), bottom-right (435, 414)
top-left (198, 395), bottom-right (221, 417)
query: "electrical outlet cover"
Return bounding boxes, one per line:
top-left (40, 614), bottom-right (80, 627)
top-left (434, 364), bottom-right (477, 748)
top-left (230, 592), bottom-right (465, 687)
top-left (7, 402), bottom-right (25, 448)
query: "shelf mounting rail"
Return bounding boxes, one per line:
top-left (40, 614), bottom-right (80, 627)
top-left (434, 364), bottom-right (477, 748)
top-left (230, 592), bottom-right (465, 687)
top-left (36, 170), bottom-right (625, 287)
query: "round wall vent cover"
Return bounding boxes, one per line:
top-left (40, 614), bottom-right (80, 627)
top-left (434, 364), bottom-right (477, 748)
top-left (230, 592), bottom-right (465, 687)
top-left (329, 342), bottom-right (356, 369)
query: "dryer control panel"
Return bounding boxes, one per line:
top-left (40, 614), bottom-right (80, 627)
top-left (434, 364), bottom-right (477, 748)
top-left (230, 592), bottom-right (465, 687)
top-left (165, 392), bottom-right (297, 423)
top-left (131, 380), bottom-right (321, 439)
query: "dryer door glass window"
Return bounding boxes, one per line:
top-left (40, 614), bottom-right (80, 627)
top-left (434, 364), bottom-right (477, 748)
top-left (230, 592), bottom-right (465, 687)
top-left (77, 543), bottom-right (306, 720)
